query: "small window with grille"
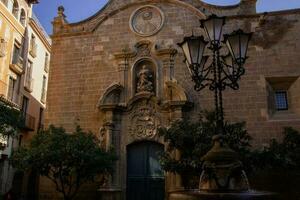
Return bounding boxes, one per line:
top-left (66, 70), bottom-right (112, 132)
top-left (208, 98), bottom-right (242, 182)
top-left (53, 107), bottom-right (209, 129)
top-left (275, 91), bottom-right (288, 111)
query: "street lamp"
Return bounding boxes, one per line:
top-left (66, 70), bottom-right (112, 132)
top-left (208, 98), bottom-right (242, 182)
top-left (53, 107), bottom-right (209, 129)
top-left (178, 15), bottom-right (252, 192)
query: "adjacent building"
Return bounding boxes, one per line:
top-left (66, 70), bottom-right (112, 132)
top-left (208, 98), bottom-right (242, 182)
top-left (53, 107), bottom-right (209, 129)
top-left (46, 0), bottom-right (300, 199)
top-left (0, 0), bottom-right (50, 197)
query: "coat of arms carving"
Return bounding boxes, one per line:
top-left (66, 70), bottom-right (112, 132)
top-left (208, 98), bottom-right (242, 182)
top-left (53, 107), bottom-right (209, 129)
top-left (129, 106), bottom-right (160, 140)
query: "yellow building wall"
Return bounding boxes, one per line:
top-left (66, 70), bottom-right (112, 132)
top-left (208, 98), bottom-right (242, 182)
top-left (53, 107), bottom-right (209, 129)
top-left (0, 1), bottom-right (26, 99)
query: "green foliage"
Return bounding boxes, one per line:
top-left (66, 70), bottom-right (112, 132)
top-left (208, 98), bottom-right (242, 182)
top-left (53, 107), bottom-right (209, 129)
top-left (159, 110), bottom-right (300, 188)
top-left (11, 125), bottom-right (117, 200)
top-left (250, 127), bottom-right (300, 170)
top-left (0, 100), bottom-right (22, 137)
top-left (158, 111), bottom-right (252, 177)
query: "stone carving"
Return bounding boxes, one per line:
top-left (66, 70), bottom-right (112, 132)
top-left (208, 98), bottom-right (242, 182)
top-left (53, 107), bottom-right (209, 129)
top-left (136, 43), bottom-right (151, 57)
top-left (137, 65), bottom-right (154, 93)
top-left (130, 5), bottom-right (164, 37)
top-left (129, 106), bottom-right (160, 140)
top-left (99, 127), bottom-right (107, 149)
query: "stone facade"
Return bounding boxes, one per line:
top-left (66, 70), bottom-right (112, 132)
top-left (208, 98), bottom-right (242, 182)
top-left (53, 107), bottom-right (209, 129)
top-left (46, 0), bottom-right (300, 199)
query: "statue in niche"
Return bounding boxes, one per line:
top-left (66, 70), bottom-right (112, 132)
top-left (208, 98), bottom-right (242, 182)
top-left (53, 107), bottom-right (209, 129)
top-left (136, 65), bottom-right (154, 93)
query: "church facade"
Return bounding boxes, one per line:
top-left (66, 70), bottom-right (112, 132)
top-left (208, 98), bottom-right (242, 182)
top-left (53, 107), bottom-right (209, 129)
top-left (45, 0), bottom-right (300, 199)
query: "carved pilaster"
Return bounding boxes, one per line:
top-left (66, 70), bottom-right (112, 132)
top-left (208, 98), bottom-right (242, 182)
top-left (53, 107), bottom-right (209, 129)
top-left (114, 48), bottom-right (136, 102)
top-left (155, 45), bottom-right (177, 82)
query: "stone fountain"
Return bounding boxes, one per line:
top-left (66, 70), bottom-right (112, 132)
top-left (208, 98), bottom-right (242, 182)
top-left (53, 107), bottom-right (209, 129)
top-left (169, 136), bottom-right (277, 200)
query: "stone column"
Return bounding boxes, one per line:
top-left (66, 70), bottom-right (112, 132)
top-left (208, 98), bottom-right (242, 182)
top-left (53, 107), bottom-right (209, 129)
top-left (114, 49), bottom-right (136, 103)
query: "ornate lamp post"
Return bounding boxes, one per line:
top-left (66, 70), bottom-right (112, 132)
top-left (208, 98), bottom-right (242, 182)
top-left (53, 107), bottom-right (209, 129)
top-left (178, 15), bottom-right (252, 192)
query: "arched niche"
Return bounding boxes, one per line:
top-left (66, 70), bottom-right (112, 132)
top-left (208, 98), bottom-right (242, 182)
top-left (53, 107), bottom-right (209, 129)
top-left (98, 83), bottom-right (124, 109)
top-left (132, 58), bottom-right (158, 96)
top-left (164, 81), bottom-right (189, 102)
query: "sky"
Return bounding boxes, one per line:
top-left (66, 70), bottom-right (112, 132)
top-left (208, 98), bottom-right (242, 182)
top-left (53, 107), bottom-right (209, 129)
top-left (33, 0), bottom-right (300, 34)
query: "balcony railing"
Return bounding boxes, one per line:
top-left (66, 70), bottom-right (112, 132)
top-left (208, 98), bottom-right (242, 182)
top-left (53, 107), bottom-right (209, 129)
top-left (24, 77), bottom-right (34, 93)
top-left (41, 89), bottom-right (46, 104)
top-left (29, 43), bottom-right (37, 58)
top-left (10, 56), bottom-right (23, 74)
top-left (21, 113), bottom-right (36, 131)
top-left (0, 94), bottom-right (21, 110)
top-left (0, 38), bottom-right (7, 57)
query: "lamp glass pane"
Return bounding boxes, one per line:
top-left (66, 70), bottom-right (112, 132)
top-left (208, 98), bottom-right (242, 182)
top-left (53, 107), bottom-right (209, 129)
top-left (240, 34), bottom-right (250, 61)
top-left (226, 38), bottom-right (235, 61)
top-left (203, 20), bottom-right (214, 43)
top-left (227, 35), bottom-right (240, 62)
top-left (213, 18), bottom-right (224, 42)
top-left (182, 41), bottom-right (191, 65)
top-left (189, 39), bottom-right (200, 65)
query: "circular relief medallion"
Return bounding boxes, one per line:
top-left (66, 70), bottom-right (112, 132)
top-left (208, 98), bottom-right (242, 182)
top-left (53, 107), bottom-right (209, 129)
top-left (130, 5), bottom-right (165, 37)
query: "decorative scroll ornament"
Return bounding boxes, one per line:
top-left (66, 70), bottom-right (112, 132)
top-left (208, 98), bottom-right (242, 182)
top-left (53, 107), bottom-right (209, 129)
top-left (129, 106), bottom-right (160, 139)
top-left (130, 5), bottom-right (164, 37)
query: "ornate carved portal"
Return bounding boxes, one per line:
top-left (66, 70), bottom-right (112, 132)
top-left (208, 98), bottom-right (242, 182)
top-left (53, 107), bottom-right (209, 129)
top-left (98, 40), bottom-right (193, 194)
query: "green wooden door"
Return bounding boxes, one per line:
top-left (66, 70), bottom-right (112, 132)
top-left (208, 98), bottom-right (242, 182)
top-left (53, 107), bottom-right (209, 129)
top-left (127, 142), bottom-right (165, 200)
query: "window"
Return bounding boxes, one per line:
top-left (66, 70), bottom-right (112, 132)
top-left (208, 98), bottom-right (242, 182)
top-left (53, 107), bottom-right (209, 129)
top-left (275, 91), bottom-right (288, 111)
top-left (7, 75), bottom-right (20, 104)
top-left (7, 77), bottom-right (16, 101)
top-left (29, 34), bottom-right (37, 57)
top-left (24, 60), bottom-right (33, 92)
top-left (12, 0), bottom-right (19, 18)
top-left (38, 107), bottom-right (44, 130)
top-left (10, 41), bottom-right (24, 74)
top-left (12, 43), bottom-right (21, 64)
top-left (266, 76), bottom-right (300, 119)
top-left (21, 96), bottom-right (29, 116)
top-left (19, 9), bottom-right (26, 26)
top-left (44, 53), bottom-right (49, 72)
top-left (41, 75), bottom-right (47, 103)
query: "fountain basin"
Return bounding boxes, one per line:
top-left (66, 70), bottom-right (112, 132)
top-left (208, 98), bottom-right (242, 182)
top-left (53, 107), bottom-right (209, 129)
top-left (169, 190), bottom-right (278, 200)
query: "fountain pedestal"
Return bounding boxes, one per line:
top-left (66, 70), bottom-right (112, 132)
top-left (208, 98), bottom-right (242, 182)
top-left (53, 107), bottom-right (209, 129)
top-left (169, 135), bottom-right (278, 200)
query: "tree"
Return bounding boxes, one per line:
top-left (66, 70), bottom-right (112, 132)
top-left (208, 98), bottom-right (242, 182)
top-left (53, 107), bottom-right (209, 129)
top-left (158, 111), bottom-right (252, 188)
top-left (11, 125), bottom-right (117, 200)
top-left (250, 127), bottom-right (300, 170)
top-left (0, 98), bottom-right (22, 137)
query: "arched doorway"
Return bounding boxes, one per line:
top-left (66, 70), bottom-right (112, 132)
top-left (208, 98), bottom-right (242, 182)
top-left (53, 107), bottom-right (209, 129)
top-left (127, 141), bottom-right (165, 200)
